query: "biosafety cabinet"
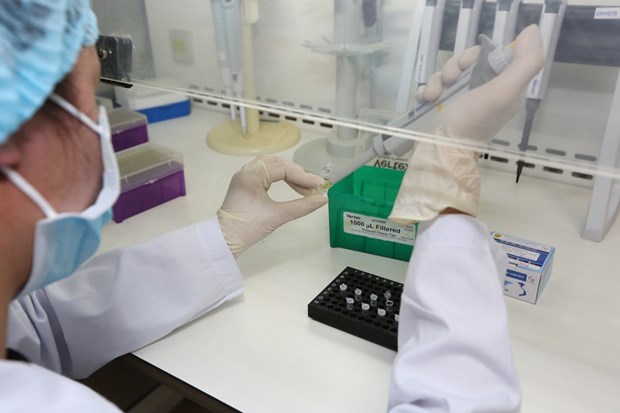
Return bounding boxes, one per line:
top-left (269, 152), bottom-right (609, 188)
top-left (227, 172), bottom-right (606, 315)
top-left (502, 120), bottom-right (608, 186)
top-left (92, 0), bottom-right (620, 241)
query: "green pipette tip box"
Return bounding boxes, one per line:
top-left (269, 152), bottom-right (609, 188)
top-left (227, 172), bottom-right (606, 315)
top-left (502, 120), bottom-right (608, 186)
top-left (327, 166), bottom-right (417, 261)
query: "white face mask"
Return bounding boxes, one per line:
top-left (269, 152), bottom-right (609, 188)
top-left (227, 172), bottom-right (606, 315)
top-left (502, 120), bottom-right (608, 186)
top-left (1, 94), bottom-right (120, 298)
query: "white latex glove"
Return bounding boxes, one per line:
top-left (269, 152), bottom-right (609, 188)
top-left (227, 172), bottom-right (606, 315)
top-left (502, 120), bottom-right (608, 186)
top-left (389, 25), bottom-right (545, 225)
top-left (218, 155), bottom-right (327, 258)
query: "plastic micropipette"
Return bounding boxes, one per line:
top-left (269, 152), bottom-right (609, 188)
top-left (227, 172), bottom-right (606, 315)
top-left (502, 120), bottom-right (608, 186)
top-left (328, 34), bottom-right (514, 185)
top-left (395, 0), bottom-right (426, 112)
top-left (241, 0), bottom-right (259, 135)
top-left (492, 0), bottom-right (522, 46)
top-left (453, 0), bottom-right (483, 55)
top-left (515, 0), bottom-right (566, 183)
top-left (211, 0), bottom-right (236, 121)
top-left (362, 0), bottom-right (382, 108)
top-left (415, 0), bottom-right (447, 86)
top-left (222, 0), bottom-right (247, 134)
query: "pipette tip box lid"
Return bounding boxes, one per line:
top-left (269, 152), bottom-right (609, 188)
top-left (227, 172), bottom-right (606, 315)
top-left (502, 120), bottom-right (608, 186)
top-left (491, 232), bottom-right (555, 304)
top-left (112, 142), bottom-right (186, 223)
top-left (108, 107), bottom-right (148, 152)
top-left (327, 166), bottom-right (417, 261)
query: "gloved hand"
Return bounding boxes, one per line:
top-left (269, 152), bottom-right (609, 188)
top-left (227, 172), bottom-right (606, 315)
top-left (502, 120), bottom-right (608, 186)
top-left (218, 155), bottom-right (328, 258)
top-left (389, 25), bottom-right (545, 225)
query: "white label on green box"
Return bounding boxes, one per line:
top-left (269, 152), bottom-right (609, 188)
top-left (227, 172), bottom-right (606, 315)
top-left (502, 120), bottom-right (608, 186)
top-left (342, 212), bottom-right (415, 245)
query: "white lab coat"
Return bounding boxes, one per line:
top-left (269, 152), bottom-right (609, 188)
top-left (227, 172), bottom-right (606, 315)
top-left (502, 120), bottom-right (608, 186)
top-left (389, 214), bottom-right (521, 413)
top-left (2, 215), bottom-right (520, 412)
top-left (3, 218), bottom-right (243, 413)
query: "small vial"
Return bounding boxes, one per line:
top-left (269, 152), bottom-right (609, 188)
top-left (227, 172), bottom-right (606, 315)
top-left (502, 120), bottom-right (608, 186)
top-left (361, 303), bottom-right (370, 312)
top-left (384, 290), bottom-right (392, 300)
top-left (378, 308), bottom-right (387, 317)
top-left (339, 283), bottom-right (347, 294)
top-left (311, 180), bottom-right (333, 196)
top-left (354, 288), bottom-right (362, 301)
top-left (395, 314), bottom-right (400, 323)
top-left (370, 293), bottom-right (378, 306)
top-left (346, 297), bottom-right (354, 310)
top-left (385, 300), bottom-right (394, 312)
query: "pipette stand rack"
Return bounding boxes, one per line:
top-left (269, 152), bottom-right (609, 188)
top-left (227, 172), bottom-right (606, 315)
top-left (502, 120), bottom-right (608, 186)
top-left (207, 0), bottom-right (301, 156)
top-left (294, 0), bottom-right (388, 175)
top-left (207, 118), bottom-right (300, 155)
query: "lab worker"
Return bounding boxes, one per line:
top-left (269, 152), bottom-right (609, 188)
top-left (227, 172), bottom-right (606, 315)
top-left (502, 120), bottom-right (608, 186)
top-left (0, 2), bottom-right (547, 413)
top-left (387, 25), bottom-right (544, 412)
top-left (0, 1), bottom-right (326, 411)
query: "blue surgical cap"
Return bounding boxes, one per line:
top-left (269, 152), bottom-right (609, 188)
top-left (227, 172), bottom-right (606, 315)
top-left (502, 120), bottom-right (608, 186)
top-left (0, 0), bottom-right (99, 144)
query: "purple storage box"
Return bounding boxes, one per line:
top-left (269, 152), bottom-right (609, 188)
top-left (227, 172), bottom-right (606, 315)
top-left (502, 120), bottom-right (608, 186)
top-left (108, 108), bottom-right (149, 152)
top-left (112, 143), bottom-right (186, 223)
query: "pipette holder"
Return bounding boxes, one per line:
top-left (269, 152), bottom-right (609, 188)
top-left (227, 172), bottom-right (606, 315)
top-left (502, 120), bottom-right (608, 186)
top-left (207, 0), bottom-right (301, 155)
top-left (294, 0), bottom-right (389, 175)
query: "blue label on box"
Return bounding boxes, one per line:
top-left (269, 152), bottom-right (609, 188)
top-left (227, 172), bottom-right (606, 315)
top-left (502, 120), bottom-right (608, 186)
top-left (506, 269), bottom-right (527, 282)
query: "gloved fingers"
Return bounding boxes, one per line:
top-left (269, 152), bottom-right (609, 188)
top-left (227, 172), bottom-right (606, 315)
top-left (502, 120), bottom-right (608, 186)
top-left (415, 85), bottom-right (426, 103)
top-left (458, 45), bottom-right (480, 71)
top-left (476, 24), bottom-right (544, 107)
top-left (218, 156), bottom-right (328, 258)
top-left (424, 25), bottom-right (543, 141)
top-left (422, 72), bottom-right (443, 102)
top-left (236, 155), bottom-right (272, 190)
top-left (261, 155), bottom-right (325, 196)
top-left (441, 55), bottom-right (463, 85)
top-left (418, 45), bottom-right (481, 104)
top-left (441, 45), bottom-right (479, 87)
top-left (272, 195), bottom-right (328, 226)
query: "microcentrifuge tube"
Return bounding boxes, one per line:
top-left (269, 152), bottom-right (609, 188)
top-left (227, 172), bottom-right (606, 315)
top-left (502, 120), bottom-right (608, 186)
top-left (311, 180), bottom-right (333, 196)
top-left (361, 303), bottom-right (370, 312)
top-left (354, 288), bottom-right (362, 301)
top-left (384, 290), bottom-right (392, 300)
top-left (339, 283), bottom-right (347, 293)
top-left (385, 300), bottom-right (394, 312)
top-left (378, 308), bottom-right (387, 317)
top-left (370, 293), bottom-right (378, 306)
top-left (346, 297), bottom-right (355, 310)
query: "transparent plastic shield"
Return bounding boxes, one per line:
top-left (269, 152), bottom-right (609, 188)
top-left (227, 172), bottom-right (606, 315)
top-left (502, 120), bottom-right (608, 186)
top-left (93, 0), bottom-right (619, 170)
top-left (93, 0), bottom-right (620, 238)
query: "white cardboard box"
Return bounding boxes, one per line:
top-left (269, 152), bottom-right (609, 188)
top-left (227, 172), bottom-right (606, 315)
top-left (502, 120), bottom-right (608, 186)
top-left (491, 232), bottom-right (555, 304)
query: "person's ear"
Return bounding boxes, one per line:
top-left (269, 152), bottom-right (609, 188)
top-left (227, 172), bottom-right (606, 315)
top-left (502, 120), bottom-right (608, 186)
top-left (0, 141), bottom-right (20, 168)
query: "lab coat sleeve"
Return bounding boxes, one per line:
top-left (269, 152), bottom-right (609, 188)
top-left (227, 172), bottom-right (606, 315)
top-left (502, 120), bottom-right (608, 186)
top-left (388, 214), bottom-right (521, 413)
top-left (7, 218), bottom-right (244, 379)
